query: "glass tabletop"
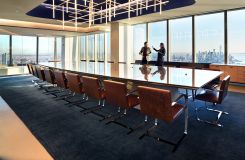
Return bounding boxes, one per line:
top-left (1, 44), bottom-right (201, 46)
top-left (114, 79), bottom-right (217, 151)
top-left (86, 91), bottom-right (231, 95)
top-left (39, 61), bottom-right (223, 89)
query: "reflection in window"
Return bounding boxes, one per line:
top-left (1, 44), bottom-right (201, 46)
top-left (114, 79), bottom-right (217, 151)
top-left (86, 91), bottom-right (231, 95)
top-left (195, 13), bottom-right (224, 64)
top-left (228, 9), bottom-right (245, 65)
top-left (133, 24), bottom-right (147, 61)
top-left (12, 36), bottom-right (37, 65)
top-left (148, 21), bottom-right (167, 61)
top-left (169, 17), bottom-right (192, 62)
top-left (97, 33), bottom-right (105, 61)
top-left (88, 35), bottom-right (95, 60)
top-left (39, 37), bottom-right (55, 63)
top-left (0, 35), bottom-right (10, 66)
top-left (80, 36), bottom-right (86, 60)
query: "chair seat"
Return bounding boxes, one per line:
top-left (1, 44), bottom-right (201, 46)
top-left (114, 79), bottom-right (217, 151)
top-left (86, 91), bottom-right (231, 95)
top-left (127, 94), bottom-right (139, 108)
top-left (195, 90), bottom-right (219, 103)
top-left (172, 103), bottom-right (184, 120)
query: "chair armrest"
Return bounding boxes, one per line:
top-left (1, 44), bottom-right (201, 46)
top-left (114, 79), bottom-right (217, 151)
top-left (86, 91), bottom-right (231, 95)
top-left (172, 94), bottom-right (188, 108)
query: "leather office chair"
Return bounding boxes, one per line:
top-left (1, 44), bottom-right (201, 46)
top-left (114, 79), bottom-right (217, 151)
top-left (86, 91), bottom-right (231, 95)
top-left (36, 66), bottom-right (46, 81)
top-left (43, 69), bottom-right (56, 86)
top-left (194, 75), bottom-right (230, 127)
top-left (137, 86), bottom-right (188, 152)
top-left (52, 70), bottom-right (71, 98)
top-left (31, 65), bottom-right (38, 78)
top-left (34, 66), bottom-right (46, 87)
top-left (27, 64), bottom-right (33, 75)
top-left (54, 70), bottom-right (68, 89)
top-left (42, 68), bottom-right (59, 94)
top-left (103, 80), bottom-right (139, 132)
top-left (65, 72), bottom-right (86, 105)
top-left (81, 76), bottom-right (106, 117)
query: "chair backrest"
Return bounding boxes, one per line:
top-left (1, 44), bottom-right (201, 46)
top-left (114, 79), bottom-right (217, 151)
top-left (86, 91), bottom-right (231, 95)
top-left (138, 86), bottom-right (174, 123)
top-left (103, 80), bottom-right (128, 108)
top-left (31, 65), bottom-right (38, 77)
top-left (27, 64), bottom-right (33, 74)
top-left (43, 69), bottom-right (55, 84)
top-left (218, 75), bottom-right (230, 103)
top-left (35, 66), bottom-right (46, 81)
top-left (53, 70), bottom-right (68, 89)
top-left (66, 72), bottom-right (83, 94)
top-left (82, 76), bottom-right (101, 99)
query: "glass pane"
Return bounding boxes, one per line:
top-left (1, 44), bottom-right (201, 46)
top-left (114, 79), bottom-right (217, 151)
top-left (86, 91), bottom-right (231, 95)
top-left (228, 9), bottom-right (245, 65)
top-left (106, 32), bottom-right (111, 61)
top-left (133, 24), bottom-right (147, 61)
top-left (56, 37), bottom-right (62, 61)
top-left (195, 13), bottom-right (225, 64)
top-left (80, 36), bottom-right (86, 60)
top-left (148, 21), bottom-right (167, 61)
top-left (88, 35), bottom-right (95, 60)
top-left (97, 33), bottom-right (105, 61)
top-left (169, 17), bottom-right (192, 62)
top-left (0, 35), bottom-right (10, 66)
top-left (12, 36), bottom-right (37, 65)
top-left (39, 37), bottom-right (55, 63)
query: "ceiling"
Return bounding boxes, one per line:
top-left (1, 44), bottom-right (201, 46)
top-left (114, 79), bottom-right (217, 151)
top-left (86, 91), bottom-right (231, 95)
top-left (27, 0), bottom-right (195, 24)
top-left (0, 0), bottom-right (245, 35)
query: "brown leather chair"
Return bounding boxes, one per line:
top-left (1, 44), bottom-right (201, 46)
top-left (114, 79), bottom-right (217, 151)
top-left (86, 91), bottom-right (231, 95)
top-left (137, 86), bottom-right (188, 152)
top-left (27, 64), bottom-right (33, 75)
top-left (31, 64), bottom-right (39, 78)
top-left (62, 72), bottom-right (98, 110)
top-left (35, 66), bottom-right (46, 81)
top-left (53, 70), bottom-right (68, 89)
top-left (103, 80), bottom-right (139, 132)
top-left (43, 69), bottom-right (56, 85)
top-left (194, 75), bottom-right (230, 127)
top-left (65, 72), bottom-right (84, 99)
top-left (81, 76), bottom-right (106, 116)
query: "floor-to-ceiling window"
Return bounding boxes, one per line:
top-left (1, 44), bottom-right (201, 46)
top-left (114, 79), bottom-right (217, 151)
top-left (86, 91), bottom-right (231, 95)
top-left (228, 9), bottom-right (245, 65)
top-left (169, 17), bottom-right (192, 62)
top-left (80, 36), bottom-right (86, 60)
top-left (97, 33), bottom-right (105, 61)
top-left (38, 37), bottom-right (55, 63)
top-left (195, 13), bottom-right (225, 64)
top-left (88, 35), bottom-right (95, 60)
top-left (12, 36), bottom-right (37, 65)
top-left (133, 24), bottom-right (147, 61)
top-left (148, 21), bottom-right (167, 61)
top-left (0, 35), bottom-right (10, 66)
top-left (56, 37), bottom-right (62, 61)
top-left (106, 32), bottom-right (111, 61)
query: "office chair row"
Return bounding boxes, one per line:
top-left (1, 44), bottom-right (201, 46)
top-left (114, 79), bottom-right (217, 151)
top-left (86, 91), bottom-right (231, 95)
top-left (26, 63), bottom-right (230, 152)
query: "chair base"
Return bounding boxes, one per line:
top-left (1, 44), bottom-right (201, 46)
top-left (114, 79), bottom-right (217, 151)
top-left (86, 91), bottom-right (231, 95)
top-left (105, 112), bottom-right (134, 133)
top-left (195, 102), bottom-right (229, 127)
top-left (139, 125), bottom-right (187, 152)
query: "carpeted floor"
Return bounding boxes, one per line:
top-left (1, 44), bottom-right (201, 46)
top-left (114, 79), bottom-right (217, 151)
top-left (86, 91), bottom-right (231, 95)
top-left (0, 75), bottom-right (245, 160)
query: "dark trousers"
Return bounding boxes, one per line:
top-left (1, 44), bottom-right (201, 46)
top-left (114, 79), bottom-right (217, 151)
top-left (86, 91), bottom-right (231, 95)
top-left (141, 57), bottom-right (147, 65)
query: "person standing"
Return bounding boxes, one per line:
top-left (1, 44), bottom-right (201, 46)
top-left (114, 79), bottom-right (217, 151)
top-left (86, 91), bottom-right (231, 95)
top-left (139, 42), bottom-right (151, 65)
top-left (153, 43), bottom-right (166, 66)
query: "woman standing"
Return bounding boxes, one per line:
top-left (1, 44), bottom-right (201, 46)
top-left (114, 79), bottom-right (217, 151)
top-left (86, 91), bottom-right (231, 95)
top-left (153, 43), bottom-right (165, 66)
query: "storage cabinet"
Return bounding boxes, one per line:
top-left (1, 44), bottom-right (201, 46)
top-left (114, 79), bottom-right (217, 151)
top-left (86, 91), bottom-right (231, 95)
top-left (209, 64), bottom-right (245, 83)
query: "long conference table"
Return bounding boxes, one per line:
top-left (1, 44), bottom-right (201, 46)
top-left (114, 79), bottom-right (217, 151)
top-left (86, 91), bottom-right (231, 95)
top-left (39, 61), bottom-right (223, 98)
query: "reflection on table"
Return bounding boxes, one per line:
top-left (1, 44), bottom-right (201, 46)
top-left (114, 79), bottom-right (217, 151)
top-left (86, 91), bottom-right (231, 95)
top-left (39, 61), bottom-right (223, 89)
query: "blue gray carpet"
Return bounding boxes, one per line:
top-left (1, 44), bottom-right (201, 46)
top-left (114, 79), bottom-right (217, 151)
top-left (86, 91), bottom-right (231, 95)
top-left (0, 75), bottom-right (244, 160)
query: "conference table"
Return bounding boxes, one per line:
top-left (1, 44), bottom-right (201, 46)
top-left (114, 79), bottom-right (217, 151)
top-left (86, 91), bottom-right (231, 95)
top-left (39, 61), bottom-right (223, 99)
